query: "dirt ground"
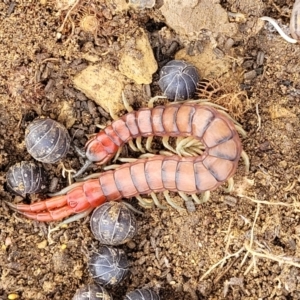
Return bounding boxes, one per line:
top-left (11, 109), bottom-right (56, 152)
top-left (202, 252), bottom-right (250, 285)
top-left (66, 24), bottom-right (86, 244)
top-left (1, 0), bottom-right (300, 299)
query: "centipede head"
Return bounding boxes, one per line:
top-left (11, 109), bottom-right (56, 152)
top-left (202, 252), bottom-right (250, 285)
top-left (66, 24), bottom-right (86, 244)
top-left (85, 132), bottom-right (118, 165)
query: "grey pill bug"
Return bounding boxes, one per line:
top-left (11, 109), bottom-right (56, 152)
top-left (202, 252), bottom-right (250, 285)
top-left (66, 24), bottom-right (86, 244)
top-left (72, 284), bottom-right (112, 300)
top-left (88, 245), bottom-right (130, 286)
top-left (90, 202), bottom-right (137, 246)
top-left (124, 288), bottom-right (160, 300)
top-left (6, 161), bottom-right (47, 197)
top-left (158, 60), bottom-right (200, 101)
top-left (25, 118), bottom-right (71, 164)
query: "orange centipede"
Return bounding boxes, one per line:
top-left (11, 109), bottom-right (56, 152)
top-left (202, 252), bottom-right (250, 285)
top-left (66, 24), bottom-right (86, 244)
top-left (9, 103), bottom-right (247, 222)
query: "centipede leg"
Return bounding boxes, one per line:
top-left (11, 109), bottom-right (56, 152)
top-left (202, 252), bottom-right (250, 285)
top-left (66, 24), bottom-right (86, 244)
top-left (224, 177), bottom-right (234, 193)
top-left (163, 191), bottom-right (185, 211)
top-left (121, 92), bottom-right (133, 112)
top-left (113, 146), bottom-right (123, 162)
top-left (202, 191), bottom-right (210, 203)
top-left (178, 191), bottom-right (190, 201)
top-left (136, 136), bottom-right (145, 153)
top-left (162, 136), bottom-right (176, 153)
top-left (241, 150), bottom-right (250, 173)
top-left (191, 191), bottom-right (210, 204)
top-left (136, 195), bottom-right (154, 208)
top-left (151, 192), bottom-right (167, 209)
top-left (146, 136), bottom-right (155, 153)
top-left (191, 194), bottom-right (201, 204)
top-left (129, 140), bottom-right (139, 152)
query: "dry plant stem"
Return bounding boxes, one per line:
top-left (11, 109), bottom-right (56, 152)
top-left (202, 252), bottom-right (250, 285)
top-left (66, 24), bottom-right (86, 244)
top-left (58, 0), bottom-right (81, 32)
top-left (238, 194), bottom-right (300, 210)
top-left (240, 203), bottom-right (260, 269)
top-left (256, 103), bottom-right (261, 132)
top-left (200, 247), bottom-right (245, 281)
top-left (244, 242), bottom-right (300, 268)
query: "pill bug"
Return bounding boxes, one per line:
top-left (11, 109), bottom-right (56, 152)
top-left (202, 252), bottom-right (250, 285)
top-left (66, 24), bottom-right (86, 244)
top-left (158, 60), bottom-right (200, 101)
top-left (6, 161), bottom-right (47, 197)
top-left (124, 288), bottom-right (160, 300)
top-left (25, 118), bottom-right (71, 164)
top-left (88, 245), bottom-right (130, 286)
top-left (90, 202), bottom-right (137, 246)
top-left (290, 0), bottom-right (300, 40)
top-left (72, 284), bottom-right (112, 300)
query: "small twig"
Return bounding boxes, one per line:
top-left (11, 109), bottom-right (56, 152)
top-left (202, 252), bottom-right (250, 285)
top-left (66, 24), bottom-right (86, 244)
top-left (58, 0), bottom-right (80, 32)
top-left (200, 247), bottom-right (245, 281)
top-left (255, 103), bottom-right (261, 132)
top-left (244, 242), bottom-right (300, 268)
top-left (238, 194), bottom-right (297, 207)
top-left (240, 202), bottom-right (260, 268)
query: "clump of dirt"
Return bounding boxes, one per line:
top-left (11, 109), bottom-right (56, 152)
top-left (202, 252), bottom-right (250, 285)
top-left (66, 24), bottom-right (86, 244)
top-left (1, 0), bottom-right (300, 300)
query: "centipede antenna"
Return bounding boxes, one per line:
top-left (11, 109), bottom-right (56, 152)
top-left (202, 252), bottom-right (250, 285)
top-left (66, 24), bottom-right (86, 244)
top-left (72, 160), bottom-right (93, 178)
top-left (74, 145), bottom-right (87, 158)
top-left (48, 181), bottom-right (85, 196)
top-left (241, 150), bottom-right (250, 174)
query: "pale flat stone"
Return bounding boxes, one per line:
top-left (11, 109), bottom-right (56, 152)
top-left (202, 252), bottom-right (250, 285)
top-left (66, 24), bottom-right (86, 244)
top-left (73, 64), bottom-right (126, 117)
top-left (160, 0), bottom-right (238, 38)
top-left (119, 28), bottom-right (158, 84)
top-left (175, 43), bottom-right (231, 78)
top-left (269, 105), bottom-right (296, 119)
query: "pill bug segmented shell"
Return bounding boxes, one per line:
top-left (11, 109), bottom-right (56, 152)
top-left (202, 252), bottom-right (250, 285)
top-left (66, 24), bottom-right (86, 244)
top-left (90, 202), bottom-right (137, 246)
top-left (6, 161), bottom-right (47, 197)
top-left (25, 118), bottom-right (71, 164)
top-left (290, 0), bottom-right (300, 40)
top-left (158, 60), bottom-right (200, 100)
top-left (72, 284), bottom-right (112, 300)
top-left (88, 245), bottom-right (130, 286)
top-left (124, 288), bottom-right (160, 300)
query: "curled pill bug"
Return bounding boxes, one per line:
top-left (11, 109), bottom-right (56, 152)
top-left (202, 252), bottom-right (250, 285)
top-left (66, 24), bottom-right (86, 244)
top-left (6, 161), bottom-right (47, 197)
top-left (88, 245), bottom-right (130, 286)
top-left (72, 284), bottom-right (112, 300)
top-left (90, 202), bottom-right (137, 246)
top-left (158, 60), bottom-right (200, 101)
top-left (290, 0), bottom-right (300, 40)
top-left (124, 288), bottom-right (160, 300)
top-left (25, 118), bottom-right (71, 163)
